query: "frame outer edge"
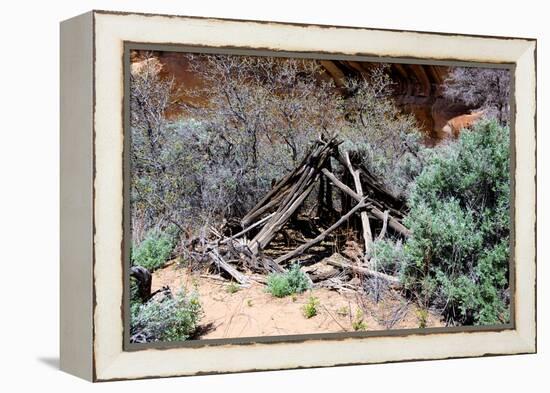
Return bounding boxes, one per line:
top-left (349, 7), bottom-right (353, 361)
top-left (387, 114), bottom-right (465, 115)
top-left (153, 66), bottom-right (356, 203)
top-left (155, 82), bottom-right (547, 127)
top-left (60, 11), bottom-right (95, 382)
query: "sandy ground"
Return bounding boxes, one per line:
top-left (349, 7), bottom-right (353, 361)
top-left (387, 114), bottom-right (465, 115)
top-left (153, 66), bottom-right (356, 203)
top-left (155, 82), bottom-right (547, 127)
top-left (152, 262), bottom-right (443, 340)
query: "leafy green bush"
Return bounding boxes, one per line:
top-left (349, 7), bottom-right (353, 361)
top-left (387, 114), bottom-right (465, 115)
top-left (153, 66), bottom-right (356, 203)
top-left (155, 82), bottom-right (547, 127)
top-left (266, 264), bottom-right (311, 298)
top-left (402, 120), bottom-right (510, 325)
top-left (131, 289), bottom-right (203, 342)
top-left (132, 230), bottom-right (173, 271)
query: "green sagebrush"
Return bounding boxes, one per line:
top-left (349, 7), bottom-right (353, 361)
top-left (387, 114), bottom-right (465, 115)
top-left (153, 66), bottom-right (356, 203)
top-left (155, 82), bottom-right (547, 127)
top-left (401, 120), bottom-right (510, 325)
top-left (266, 264), bottom-right (311, 298)
top-left (131, 230), bottom-right (174, 272)
top-left (131, 289), bottom-right (203, 342)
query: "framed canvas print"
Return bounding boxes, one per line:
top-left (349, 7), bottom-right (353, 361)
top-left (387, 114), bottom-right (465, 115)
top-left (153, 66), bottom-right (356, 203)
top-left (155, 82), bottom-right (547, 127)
top-left (60, 10), bottom-right (537, 381)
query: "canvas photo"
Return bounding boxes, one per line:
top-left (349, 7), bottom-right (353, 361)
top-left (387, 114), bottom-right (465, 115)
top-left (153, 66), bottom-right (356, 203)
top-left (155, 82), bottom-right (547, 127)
top-left (126, 49), bottom-right (512, 344)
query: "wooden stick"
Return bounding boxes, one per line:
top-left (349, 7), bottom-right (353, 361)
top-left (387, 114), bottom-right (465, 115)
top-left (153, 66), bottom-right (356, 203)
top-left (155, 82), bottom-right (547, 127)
top-left (370, 206), bottom-right (411, 237)
top-left (321, 168), bottom-right (359, 201)
top-left (274, 198), bottom-right (369, 264)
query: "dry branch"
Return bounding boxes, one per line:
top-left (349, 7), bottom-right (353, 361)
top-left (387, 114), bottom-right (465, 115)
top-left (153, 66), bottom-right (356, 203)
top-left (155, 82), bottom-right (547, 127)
top-left (376, 210), bottom-right (389, 241)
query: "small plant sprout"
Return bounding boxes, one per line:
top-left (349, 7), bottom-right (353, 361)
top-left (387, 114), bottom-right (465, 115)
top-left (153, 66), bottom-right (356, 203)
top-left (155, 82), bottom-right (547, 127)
top-left (416, 308), bottom-right (429, 328)
top-left (352, 309), bottom-right (368, 331)
top-left (226, 282), bottom-right (240, 294)
top-left (336, 306), bottom-right (349, 317)
top-left (246, 299), bottom-right (253, 307)
top-left (302, 296), bottom-right (320, 319)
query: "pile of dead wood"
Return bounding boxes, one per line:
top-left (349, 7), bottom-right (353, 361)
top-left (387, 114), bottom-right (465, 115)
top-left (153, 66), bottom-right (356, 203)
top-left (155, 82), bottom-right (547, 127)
top-left (178, 135), bottom-right (411, 290)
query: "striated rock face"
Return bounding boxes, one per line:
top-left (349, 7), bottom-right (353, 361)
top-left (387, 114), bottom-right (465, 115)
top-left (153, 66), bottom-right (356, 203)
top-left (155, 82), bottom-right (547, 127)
top-left (131, 51), bottom-right (474, 144)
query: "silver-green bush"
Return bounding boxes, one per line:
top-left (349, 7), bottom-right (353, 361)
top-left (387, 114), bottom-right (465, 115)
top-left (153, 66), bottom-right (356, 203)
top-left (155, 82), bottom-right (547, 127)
top-left (131, 289), bottom-right (203, 342)
top-left (266, 264), bottom-right (311, 298)
top-left (402, 120), bottom-right (510, 325)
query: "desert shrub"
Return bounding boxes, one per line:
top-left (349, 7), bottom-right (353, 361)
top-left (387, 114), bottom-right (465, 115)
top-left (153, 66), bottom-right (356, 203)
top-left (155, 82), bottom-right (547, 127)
top-left (131, 230), bottom-right (173, 271)
top-left (131, 289), bottom-right (202, 342)
top-left (302, 296), bottom-right (320, 319)
top-left (402, 120), bottom-right (510, 325)
top-left (266, 264), bottom-right (311, 298)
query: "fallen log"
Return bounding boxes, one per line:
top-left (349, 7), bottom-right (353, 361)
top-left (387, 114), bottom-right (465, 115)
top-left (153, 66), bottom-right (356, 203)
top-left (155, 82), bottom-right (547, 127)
top-left (275, 198), bottom-right (369, 264)
top-left (325, 258), bottom-right (401, 287)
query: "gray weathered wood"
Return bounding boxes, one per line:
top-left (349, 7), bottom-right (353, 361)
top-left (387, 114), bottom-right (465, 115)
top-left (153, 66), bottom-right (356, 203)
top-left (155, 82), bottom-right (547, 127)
top-left (208, 249), bottom-right (249, 285)
top-left (275, 198), bottom-right (369, 264)
top-left (321, 168), bottom-right (410, 237)
top-left (343, 151), bottom-right (373, 256)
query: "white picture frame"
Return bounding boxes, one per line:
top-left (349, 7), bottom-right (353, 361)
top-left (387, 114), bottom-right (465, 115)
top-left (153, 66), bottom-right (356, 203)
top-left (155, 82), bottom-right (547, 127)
top-left (60, 10), bottom-right (536, 381)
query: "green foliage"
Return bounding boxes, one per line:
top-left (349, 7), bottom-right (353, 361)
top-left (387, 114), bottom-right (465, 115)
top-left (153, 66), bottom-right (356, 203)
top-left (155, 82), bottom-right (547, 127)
top-left (371, 238), bottom-right (405, 274)
top-left (416, 308), bottom-right (428, 328)
top-left (266, 264), bottom-right (311, 298)
top-left (302, 296), bottom-right (320, 319)
top-left (226, 282), bottom-right (240, 294)
top-left (352, 309), bottom-right (368, 331)
top-left (131, 289), bottom-right (203, 342)
top-left (402, 120), bottom-right (510, 325)
top-left (336, 306), bottom-right (349, 317)
top-left (131, 230), bottom-right (173, 272)
top-left (129, 276), bottom-right (142, 320)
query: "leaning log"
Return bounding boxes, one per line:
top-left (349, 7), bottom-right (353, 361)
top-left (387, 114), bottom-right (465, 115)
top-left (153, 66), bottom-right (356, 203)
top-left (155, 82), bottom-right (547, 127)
top-left (221, 212), bottom-right (275, 244)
